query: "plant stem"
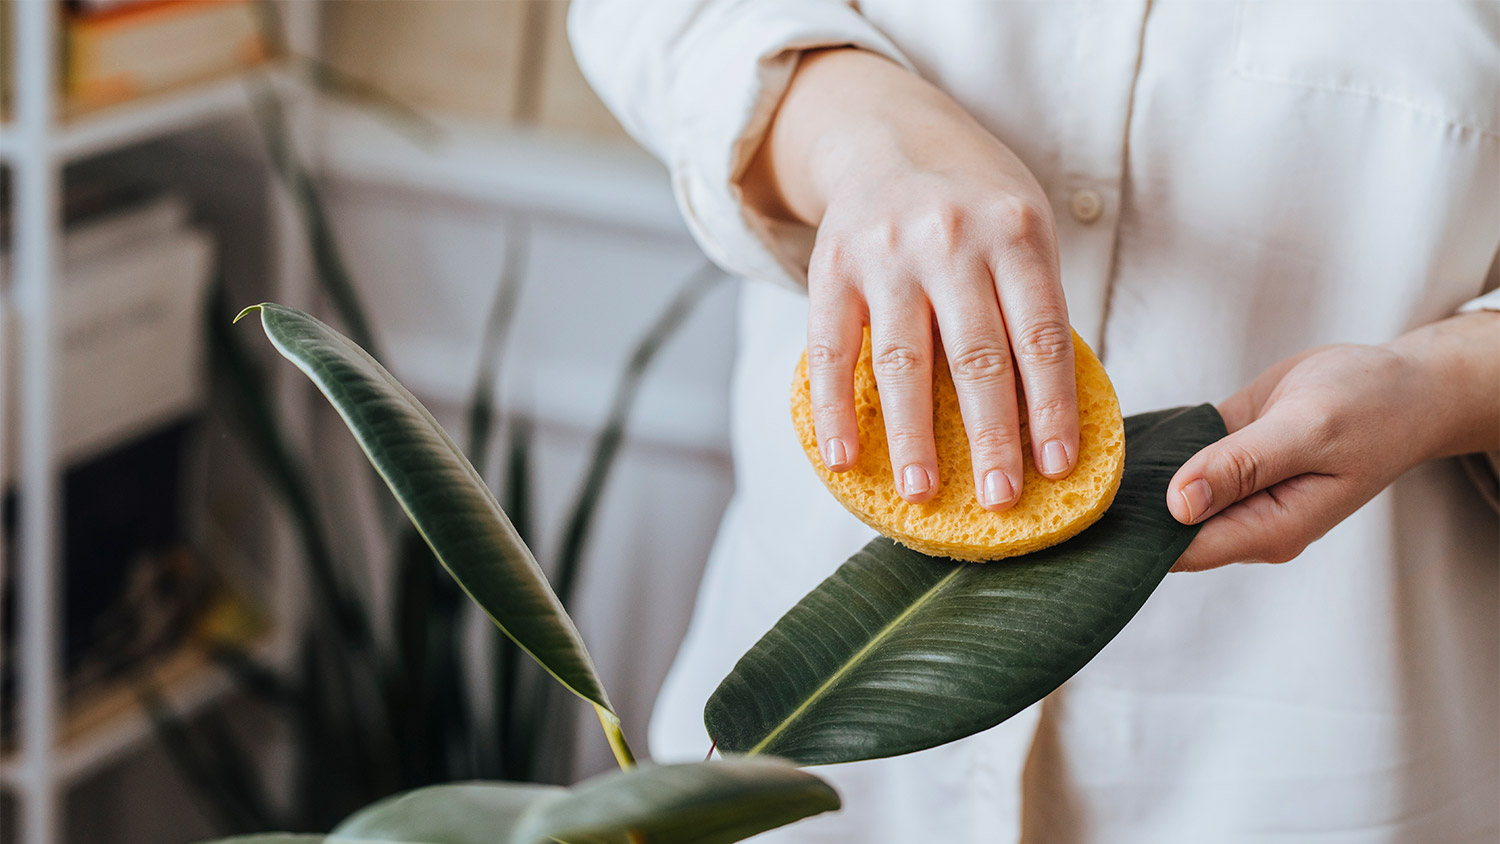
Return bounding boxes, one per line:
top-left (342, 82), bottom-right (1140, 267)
top-left (595, 706), bottom-right (637, 771)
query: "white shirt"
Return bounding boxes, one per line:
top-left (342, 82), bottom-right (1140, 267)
top-left (570, 2), bottom-right (1500, 842)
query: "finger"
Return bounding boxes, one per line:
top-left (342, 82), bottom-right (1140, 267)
top-left (1172, 474), bottom-right (1345, 571)
top-left (807, 277), bottom-right (866, 472)
top-left (1167, 407), bottom-right (1323, 526)
top-left (990, 222), bottom-right (1077, 480)
top-left (928, 267), bottom-right (1025, 510)
top-left (868, 286), bottom-right (939, 503)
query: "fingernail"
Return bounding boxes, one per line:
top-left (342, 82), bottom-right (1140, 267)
top-left (902, 464), bottom-right (931, 497)
top-left (1180, 478), bottom-right (1213, 523)
top-left (1041, 439), bottom-right (1071, 476)
top-left (982, 470), bottom-right (1015, 508)
top-left (825, 438), bottom-right (848, 469)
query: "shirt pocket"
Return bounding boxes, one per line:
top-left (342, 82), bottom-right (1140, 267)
top-left (1233, 0), bottom-right (1500, 140)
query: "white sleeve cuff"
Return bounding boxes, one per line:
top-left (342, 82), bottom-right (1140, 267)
top-left (1454, 287), bottom-right (1500, 510)
top-left (1457, 288), bottom-right (1500, 314)
top-left (665, 2), bottom-right (912, 289)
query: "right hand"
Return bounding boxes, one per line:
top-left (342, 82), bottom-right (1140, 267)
top-left (742, 48), bottom-right (1078, 509)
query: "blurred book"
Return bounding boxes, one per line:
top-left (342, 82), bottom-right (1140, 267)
top-left (0, 178), bottom-right (235, 750)
top-left (321, 0), bottom-right (628, 140)
top-left (62, 0), bottom-right (272, 114)
top-left (530, 0), bottom-right (626, 139)
top-left (322, 0), bottom-right (528, 124)
top-left (0, 423), bottom-right (219, 749)
top-left (4, 185), bottom-right (214, 477)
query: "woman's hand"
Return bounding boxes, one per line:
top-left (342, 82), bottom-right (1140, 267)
top-left (742, 48), bottom-right (1078, 510)
top-left (1169, 312), bottom-right (1500, 572)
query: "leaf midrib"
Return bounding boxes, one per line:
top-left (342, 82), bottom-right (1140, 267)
top-left (745, 561), bottom-right (967, 755)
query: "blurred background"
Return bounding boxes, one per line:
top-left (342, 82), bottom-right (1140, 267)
top-left (0, 2), bottom-right (737, 842)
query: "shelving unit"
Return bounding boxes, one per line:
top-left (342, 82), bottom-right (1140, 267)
top-left (1, 3), bottom-right (319, 843)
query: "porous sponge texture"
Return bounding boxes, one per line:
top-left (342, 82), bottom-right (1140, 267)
top-left (791, 329), bottom-right (1124, 562)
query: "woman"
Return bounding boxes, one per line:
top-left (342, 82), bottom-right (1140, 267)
top-left (571, 3), bottom-right (1499, 841)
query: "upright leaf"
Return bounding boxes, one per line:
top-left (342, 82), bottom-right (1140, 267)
top-left (238, 303), bottom-right (615, 719)
top-left (509, 758), bottom-right (840, 844)
top-left (705, 404), bottom-right (1226, 765)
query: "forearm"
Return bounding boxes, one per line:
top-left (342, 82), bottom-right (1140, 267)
top-left (1387, 310), bottom-right (1500, 460)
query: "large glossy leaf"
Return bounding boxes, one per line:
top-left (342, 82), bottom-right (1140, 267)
top-left (509, 757), bottom-right (840, 844)
top-left (333, 783), bottom-right (561, 844)
top-left (705, 404), bottom-right (1226, 765)
top-left (238, 303), bottom-right (613, 718)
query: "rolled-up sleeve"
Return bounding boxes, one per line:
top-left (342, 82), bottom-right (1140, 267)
top-left (1455, 251), bottom-right (1500, 510)
top-left (568, 0), bottom-right (912, 289)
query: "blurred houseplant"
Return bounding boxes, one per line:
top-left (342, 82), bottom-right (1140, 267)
top-left (144, 30), bottom-right (726, 834)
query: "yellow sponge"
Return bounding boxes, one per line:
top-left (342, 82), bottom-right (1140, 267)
top-left (791, 329), bottom-right (1124, 562)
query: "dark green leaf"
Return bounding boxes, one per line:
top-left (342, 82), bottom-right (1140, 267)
top-left (239, 303), bottom-right (615, 721)
top-left (333, 782), bottom-right (561, 844)
top-left (705, 404), bottom-right (1227, 764)
top-left (509, 758), bottom-right (840, 844)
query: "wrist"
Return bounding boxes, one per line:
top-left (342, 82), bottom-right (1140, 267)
top-left (741, 47), bottom-right (891, 225)
top-left (1384, 311), bottom-right (1500, 460)
top-left (744, 48), bottom-right (968, 226)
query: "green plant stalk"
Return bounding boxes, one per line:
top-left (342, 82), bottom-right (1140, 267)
top-left (250, 88), bottom-right (382, 362)
top-left (597, 706), bottom-right (637, 770)
top-left (137, 681), bottom-right (271, 833)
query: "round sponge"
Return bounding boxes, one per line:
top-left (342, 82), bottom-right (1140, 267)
top-left (791, 329), bottom-right (1124, 562)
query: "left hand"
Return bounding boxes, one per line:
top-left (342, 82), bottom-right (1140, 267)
top-left (1167, 343), bottom-right (1439, 572)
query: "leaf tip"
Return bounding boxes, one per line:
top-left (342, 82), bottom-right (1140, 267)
top-left (233, 304), bottom-right (265, 324)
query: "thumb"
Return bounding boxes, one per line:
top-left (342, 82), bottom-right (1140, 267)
top-left (1167, 407), bottom-right (1319, 525)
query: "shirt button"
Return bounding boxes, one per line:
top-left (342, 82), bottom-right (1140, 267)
top-left (1070, 189), bottom-right (1104, 224)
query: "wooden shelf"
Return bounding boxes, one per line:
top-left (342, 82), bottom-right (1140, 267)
top-left (0, 638), bottom-right (266, 790)
top-left (316, 103), bottom-right (686, 238)
top-left (0, 67), bottom-right (278, 164)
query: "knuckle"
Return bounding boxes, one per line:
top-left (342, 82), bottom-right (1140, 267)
top-left (916, 204), bottom-right (968, 250)
top-left (809, 238), bottom-right (852, 282)
top-left (884, 426), bottom-right (931, 455)
top-left (950, 345), bottom-right (1011, 382)
top-left (966, 424), bottom-right (1021, 458)
top-left (1026, 393), bottom-right (1074, 429)
top-left (1012, 321), bottom-right (1073, 369)
top-left (873, 344), bottom-right (927, 378)
top-left (811, 399), bottom-right (849, 425)
top-left (807, 340), bottom-right (851, 372)
top-left (992, 198), bottom-right (1052, 251)
top-left (1217, 443), bottom-right (1261, 500)
top-left (870, 217), bottom-right (902, 251)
